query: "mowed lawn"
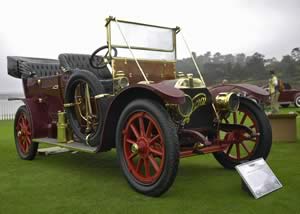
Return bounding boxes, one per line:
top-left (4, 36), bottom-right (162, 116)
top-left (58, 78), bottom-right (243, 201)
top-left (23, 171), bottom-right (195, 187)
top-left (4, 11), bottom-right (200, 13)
top-left (0, 110), bottom-right (300, 214)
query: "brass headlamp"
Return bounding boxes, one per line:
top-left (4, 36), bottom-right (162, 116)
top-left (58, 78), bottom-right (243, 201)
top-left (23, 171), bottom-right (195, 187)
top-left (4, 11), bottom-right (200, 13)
top-left (114, 70), bottom-right (129, 92)
top-left (214, 92), bottom-right (239, 112)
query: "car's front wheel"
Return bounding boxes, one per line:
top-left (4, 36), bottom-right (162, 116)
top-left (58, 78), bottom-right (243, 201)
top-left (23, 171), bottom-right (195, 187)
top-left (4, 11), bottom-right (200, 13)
top-left (213, 98), bottom-right (272, 169)
top-left (116, 99), bottom-right (179, 197)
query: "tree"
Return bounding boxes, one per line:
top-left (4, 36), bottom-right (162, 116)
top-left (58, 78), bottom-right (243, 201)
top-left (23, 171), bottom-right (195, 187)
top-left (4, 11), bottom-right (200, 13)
top-left (212, 52), bottom-right (222, 63)
top-left (245, 52), bottom-right (266, 79)
top-left (235, 53), bottom-right (246, 66)
top-left (203, 51), bottom-right (211, 63)
top-left (291, 48), bottom-right (300, 62)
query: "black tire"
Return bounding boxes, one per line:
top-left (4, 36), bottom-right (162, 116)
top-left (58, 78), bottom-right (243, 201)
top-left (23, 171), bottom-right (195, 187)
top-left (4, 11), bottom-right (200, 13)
top-left (213, 98), bottom-right (272, 169)
top-left (116, 99), bottom-right (180, 197)
top-left (294, 95), bottom-right (300, 108)
top-left (280, 104), bottom-right (289, 108)
top-left (64, 70), bottom-right (106, 146)
top-left (14, 105), bottom-right (38, 160)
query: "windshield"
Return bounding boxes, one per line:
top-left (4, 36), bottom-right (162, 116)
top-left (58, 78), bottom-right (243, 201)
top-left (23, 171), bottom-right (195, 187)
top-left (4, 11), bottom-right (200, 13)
top-left (108, 19), bottom-right (176, 60)
top-left (106, 17), bottom-right (205, 86)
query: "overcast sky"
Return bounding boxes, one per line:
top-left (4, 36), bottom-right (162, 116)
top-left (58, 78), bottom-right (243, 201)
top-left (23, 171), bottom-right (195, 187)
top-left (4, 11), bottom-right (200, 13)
top-left (0, 0), bottom-right (300, 93)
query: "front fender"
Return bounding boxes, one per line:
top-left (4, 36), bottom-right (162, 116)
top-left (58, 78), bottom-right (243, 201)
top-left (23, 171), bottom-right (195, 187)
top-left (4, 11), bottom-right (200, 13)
top-left (98, 83), bottom-right (185, 152)
top-left (120, 83), bottom-right (185, 104)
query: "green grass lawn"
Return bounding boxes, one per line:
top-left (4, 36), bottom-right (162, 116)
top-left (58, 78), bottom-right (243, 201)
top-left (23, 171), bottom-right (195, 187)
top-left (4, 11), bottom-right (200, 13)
top-left (0, 111), bottom-right (300, 214)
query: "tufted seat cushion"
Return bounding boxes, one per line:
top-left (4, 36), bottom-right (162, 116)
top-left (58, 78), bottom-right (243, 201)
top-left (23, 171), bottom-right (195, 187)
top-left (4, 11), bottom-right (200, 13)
top-left (59, 54), bottom-right (112, 79)
top-left (59, 53), bottom-right (113, 92)
top-left (20, 60), bottom-right (61, 77)
top-left (7, 56), bottom-right (61, 78)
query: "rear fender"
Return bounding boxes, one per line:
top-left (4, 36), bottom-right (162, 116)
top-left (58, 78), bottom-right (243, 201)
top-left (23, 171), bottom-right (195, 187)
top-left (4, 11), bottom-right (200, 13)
top-left (98, 84), bottom-right (185, 151)
top-left (23, 98), bottom-right (49, 138)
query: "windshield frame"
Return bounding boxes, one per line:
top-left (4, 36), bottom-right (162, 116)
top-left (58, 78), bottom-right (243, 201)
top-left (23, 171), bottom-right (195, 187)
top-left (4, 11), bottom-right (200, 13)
top-left (106, 17), bottom-right (179, 59)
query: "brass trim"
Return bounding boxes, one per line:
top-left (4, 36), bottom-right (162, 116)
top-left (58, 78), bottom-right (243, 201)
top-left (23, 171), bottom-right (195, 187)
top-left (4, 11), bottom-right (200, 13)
top-left (64, 103), bottom-right (75, 108)
top-left (94, 93), bottom-right (111, 99)
top-left (111, 44), bottom-right (175, 53)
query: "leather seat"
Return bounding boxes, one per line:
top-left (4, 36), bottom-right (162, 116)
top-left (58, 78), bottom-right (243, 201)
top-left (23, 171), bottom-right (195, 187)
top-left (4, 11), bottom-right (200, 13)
top-left (20, 61), bottom-right (61, 77)
top-left (59, 53), bottom-right (113, 92)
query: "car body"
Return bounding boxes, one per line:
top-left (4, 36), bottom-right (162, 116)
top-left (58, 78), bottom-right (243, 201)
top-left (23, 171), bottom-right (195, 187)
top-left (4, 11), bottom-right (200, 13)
top-left (266, 83), bottom-right (300, 108)
top-left (8, 16), bottom-right (272, 196)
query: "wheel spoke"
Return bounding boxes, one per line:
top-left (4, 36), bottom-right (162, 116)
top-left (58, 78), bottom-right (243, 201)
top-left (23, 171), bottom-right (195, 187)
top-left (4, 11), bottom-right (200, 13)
top-left (236, 143), bottom-right (241, 160)
top-left (241, 142), bottom-right (250, 155)
top-left (146, 121), bottom-right (153, 137)
top-left (136, 158), bottom-right (143, 172)
top-left (139, 116), bottom-right (145, 137)
top-left (26, 136), bottom-right (31, 145)
top-left (149, 155), bottom-right (160, 172)
top-left (128, 152), bottom-right (137, 160)
top-left (22, 139), bottom-right (28, 153)
top-left (26, 130), bottom-right (32, 136)
top-left (150, 147), bottom-right (163, 157)
top-left (149, 135), bottom-right (160, 144)
top-left (240, 113), bottom-right (247, 125)
top-left (226, 144), bottom-right (233, 155)
top-left (126, 139), bottom-right (136, 145)
top-left (130, 124), bottom-right (140, 139)
top-left (233, 112), bottom-right (237, 124)
top-left (144, 158), bottom-right (150, 177)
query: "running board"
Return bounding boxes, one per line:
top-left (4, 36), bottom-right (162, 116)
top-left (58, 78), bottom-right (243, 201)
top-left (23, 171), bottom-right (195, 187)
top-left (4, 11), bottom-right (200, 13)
top-left (32, 138), bottom-right (97, 153)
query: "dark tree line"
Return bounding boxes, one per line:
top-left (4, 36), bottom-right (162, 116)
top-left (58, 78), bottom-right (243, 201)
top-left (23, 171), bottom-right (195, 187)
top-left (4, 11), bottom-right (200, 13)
top-left (177, 48), bottom-right (300, 87)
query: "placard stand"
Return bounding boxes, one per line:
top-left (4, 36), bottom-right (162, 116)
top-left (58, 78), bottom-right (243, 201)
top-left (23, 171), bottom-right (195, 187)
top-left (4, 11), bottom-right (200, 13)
top-left (235, 158), bottom-right (282, 199)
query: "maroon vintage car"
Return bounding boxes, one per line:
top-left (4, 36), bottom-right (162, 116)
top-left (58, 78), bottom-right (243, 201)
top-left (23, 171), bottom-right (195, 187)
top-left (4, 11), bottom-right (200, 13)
top-left (267, 83), bottom-right (300, 108)
top-left (7, 17), bottom-right (272, 197)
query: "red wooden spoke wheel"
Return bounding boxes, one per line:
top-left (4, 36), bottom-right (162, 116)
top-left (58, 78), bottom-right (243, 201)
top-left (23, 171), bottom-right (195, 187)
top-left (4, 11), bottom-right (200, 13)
top-left (14, 105), bottom-right (38, 160)
top-left (222, 109), bottom-right (259, 161)
top-left (116, 99), bottom-right (179, 197)
top-left (213, 98), bottom-right (272, 169)
top-left (16, 112), bottom-right (32, 154)
top-left (123, 112), bottom-right (166, 184)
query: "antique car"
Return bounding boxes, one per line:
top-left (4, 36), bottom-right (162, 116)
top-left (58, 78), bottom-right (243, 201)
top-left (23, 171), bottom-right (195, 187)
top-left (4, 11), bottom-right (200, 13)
top-left (263, 83), bottom-right (300, 108)
top-left (7, 17), bottom-right (272, 197)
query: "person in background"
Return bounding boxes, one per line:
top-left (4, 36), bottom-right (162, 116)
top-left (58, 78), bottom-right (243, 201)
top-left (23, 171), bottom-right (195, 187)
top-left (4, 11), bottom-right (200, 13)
top-left (269, 70), bottom-right (280, 114)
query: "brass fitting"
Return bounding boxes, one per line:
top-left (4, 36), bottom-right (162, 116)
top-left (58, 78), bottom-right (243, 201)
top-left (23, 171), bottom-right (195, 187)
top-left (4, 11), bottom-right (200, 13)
top-left (215, 92), bottom-right (240, 112)
top-left (57, 111), bottom-right (73, 143)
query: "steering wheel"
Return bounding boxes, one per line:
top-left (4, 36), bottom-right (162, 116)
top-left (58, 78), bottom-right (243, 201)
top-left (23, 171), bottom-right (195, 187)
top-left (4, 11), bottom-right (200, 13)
top-left (89, 45), bottom-right (118, 69)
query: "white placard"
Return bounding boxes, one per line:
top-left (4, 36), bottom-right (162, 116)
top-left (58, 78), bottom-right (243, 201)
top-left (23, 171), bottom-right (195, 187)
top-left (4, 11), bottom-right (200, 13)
top-left (235, 158), bottom-right (282, 199)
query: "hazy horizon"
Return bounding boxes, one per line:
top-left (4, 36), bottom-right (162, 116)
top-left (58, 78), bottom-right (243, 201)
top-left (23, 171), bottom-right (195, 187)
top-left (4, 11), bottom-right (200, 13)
top-left (1, 0), bottom-right (300, 93)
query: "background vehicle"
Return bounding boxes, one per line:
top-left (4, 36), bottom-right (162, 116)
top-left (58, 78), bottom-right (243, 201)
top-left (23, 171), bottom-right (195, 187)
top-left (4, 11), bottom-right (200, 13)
top-left (264, 83), bottom-right (300, 108)
top-left (7, 16), bottom-right (272, 197)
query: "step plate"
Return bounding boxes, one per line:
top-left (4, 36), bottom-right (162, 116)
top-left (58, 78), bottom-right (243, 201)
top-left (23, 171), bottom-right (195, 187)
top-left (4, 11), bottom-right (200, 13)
top-left (32, 138), bottom-right (97, 153)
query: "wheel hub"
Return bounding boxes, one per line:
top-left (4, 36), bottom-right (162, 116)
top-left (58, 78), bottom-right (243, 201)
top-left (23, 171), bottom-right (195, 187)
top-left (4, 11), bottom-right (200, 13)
top-left (136, 138), bottom-right (149, 157)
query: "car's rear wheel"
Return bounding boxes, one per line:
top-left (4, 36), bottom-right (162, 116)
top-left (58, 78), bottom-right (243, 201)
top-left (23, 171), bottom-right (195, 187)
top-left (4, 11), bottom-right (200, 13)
top-left (65, 70), bottom-right (106, 146)
top-left (116, 99), bottom-right (179, 197)
top-left (14, 105), bottom-right (38, 160)
top-left (213, 98), bottom-right (272, 169)
top-left (294, 95), bottom-right (300, 108)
